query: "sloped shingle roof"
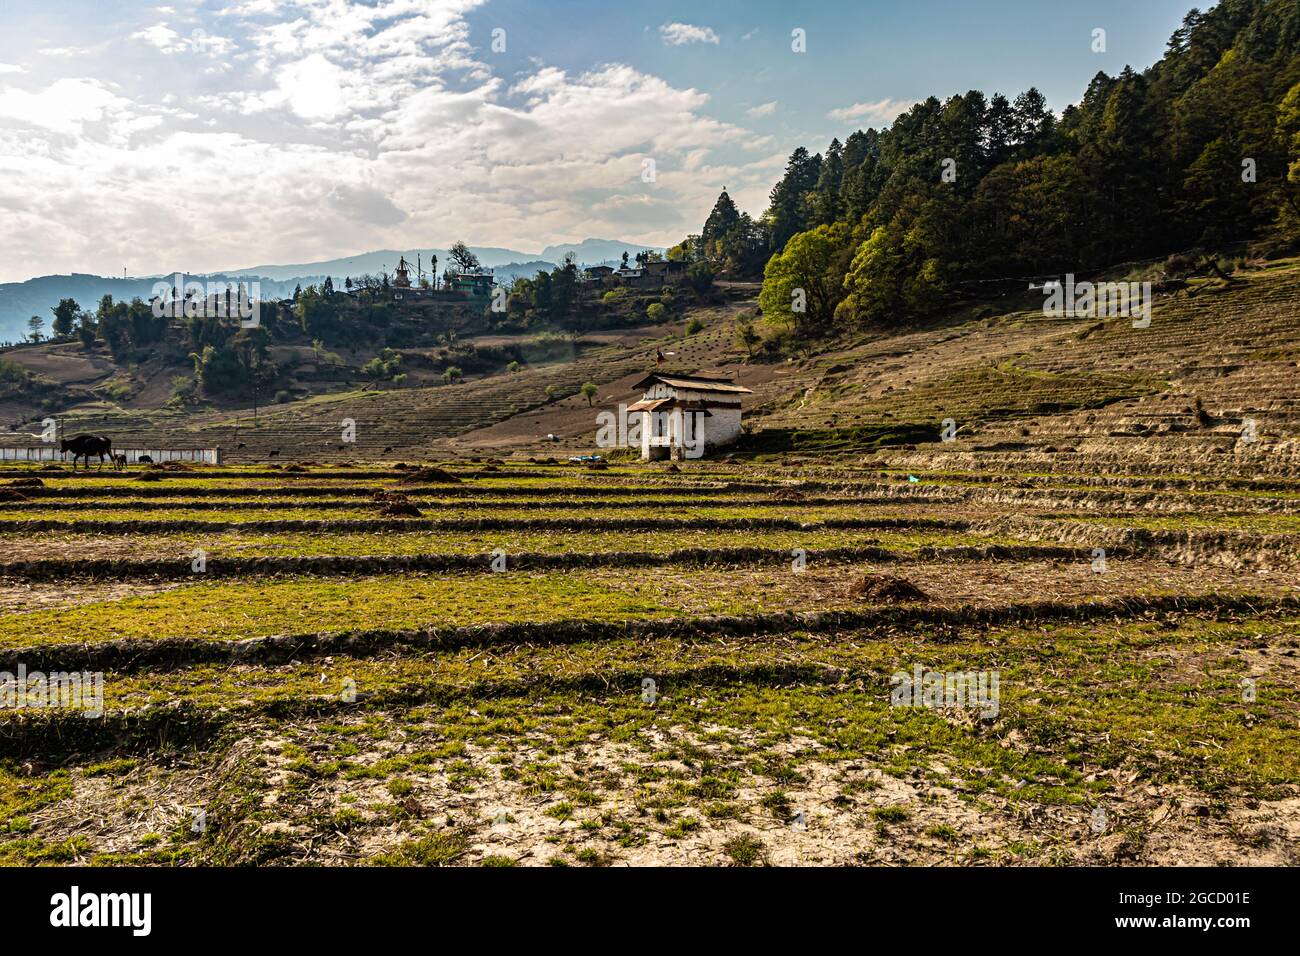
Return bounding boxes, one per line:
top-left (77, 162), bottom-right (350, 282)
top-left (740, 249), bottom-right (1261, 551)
top-left (632, 373), bottom-right (753, 394)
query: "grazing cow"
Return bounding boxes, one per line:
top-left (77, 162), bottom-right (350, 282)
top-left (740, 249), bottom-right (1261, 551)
top-left (60, 435), bottom-right (113, 470)
top-left (138, 454), bottom-right (154, 464)
top-left (111, 453), bottom-right (128, 471)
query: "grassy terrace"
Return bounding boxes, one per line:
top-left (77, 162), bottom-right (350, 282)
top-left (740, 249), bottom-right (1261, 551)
top-left (1064, 513), bottom-right (1300, 534)
top-left (0, 527), bottom-right (1003, 561)
top-left (2, 559), bottom-right (1293, 650)
top-left (0, 505), bottom-right (966, 525)
top-left (0, 460), bottom-right (1295, 866)
top-left (65, 611), bottom-right (1300, 795)
top-left (7, 567), bottom-right (915, 646)
top-left (0, 608), bottom-right (1294, 866)
top-left (16, 483), bottom-right (1300, 517)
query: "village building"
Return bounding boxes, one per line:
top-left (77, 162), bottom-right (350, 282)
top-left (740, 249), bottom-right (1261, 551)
top-left (626, 373), bottom-right (752, 460)
top-left (606, 260), bottom-right (687, 289)
top-left (449, 271), bottom-right (496, 297)
top-left (642, 259), bottom-right (687, 284)
top-left (583, 265), bottom-right (615, 282)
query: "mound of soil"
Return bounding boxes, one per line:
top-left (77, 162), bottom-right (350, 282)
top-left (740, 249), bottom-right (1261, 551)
top-left (398, 468), bottom-right (461, 485)
top-left (39, 465), bottom-right (65, 473)
top-left (371, 491), bottom-right (410, 503)
top-left (0, 489), bottom-right (30, 502)
top-left (136, 472), bottom-right (164, 482)
top-left (282, 464), bottom-right (307, 473)
top-left (850, 574), bottom-right (930, 603)
top-left (378, 501), bottom-right (423, 517)
top-left (6, 477), bottom-right (44, 488)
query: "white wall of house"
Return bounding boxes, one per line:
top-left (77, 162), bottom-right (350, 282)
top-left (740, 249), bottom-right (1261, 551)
top-left (704, 406), bottom-right (742, 447)
top-left (640, 409), bottom-right (689, 459)
top-left (636, 391), bottom-right (743, 460)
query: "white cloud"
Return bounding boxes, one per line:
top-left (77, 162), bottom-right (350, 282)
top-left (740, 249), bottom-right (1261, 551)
top-left (0, 0), bottom-right (780, 282)
top-left (0, 78), bottom-right (137, 136)
top-left (276, 53), bottom-right (350, 119)
top-left (827, 97), bottom-right (918, 125)
top-left (659, 23), bottom-right (720, 46)
top-left (131, 25), bottom-right (186, 54)
top-left (0, 63), bottom-right (24, 74)
top-left (747, 101), bottom-right (777, 118)
top-left (131, 23), bottom-right (236, 56)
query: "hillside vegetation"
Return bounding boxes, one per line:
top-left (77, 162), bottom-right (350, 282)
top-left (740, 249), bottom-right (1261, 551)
top-left (745, 0), bottom-right (1300, 339)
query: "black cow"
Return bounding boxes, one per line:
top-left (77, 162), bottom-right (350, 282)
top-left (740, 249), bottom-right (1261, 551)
top-left (60, 435), bottom-right (113, 470)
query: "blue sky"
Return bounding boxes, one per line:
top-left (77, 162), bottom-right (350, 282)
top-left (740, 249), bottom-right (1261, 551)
top-left (0, 0), bottom-right (1200, 282)
top-left (471, 0), bottom-right (1195, 138)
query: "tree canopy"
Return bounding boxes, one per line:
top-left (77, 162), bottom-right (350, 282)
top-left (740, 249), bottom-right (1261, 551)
top-left (744, 0), bottom-right (1300, 336)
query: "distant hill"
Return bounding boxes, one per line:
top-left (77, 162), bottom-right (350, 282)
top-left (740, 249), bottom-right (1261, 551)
top-left (0, 273), bottom-right (316, 345)
top-left (540, 239), bottom-right (660, 265)
top-left (227, 247), bottom-right (531, 282)
top-left (2, 238), bottom-right (662, 342)
top-left (228, 239), bottom-right (660, 283)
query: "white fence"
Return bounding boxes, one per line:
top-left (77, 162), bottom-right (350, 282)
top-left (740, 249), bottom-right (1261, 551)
top-left (0, 447), bottom-right (221, 465)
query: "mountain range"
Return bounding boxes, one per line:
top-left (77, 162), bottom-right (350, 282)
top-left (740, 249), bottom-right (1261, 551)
top-left (0, 239), bottom-right (660, 344)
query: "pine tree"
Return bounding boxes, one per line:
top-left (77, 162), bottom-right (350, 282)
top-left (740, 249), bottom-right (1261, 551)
top-left (702, 189), bottom-right (741, 246)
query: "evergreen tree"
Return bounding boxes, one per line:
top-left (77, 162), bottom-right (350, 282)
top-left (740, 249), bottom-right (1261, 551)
top-left (702, 189), bottom-right (741, 247)
top-left (50, 297), bottom-right (80, 338)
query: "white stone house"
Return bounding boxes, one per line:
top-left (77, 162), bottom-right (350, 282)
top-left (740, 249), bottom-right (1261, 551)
top-left (626, 373), bottom-right (752, 460)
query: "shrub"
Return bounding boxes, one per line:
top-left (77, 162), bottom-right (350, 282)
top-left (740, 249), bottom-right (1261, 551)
top-left (722, 834), bottom-right (768, 867)
top-left (686, 260), bottom-right (715, 294)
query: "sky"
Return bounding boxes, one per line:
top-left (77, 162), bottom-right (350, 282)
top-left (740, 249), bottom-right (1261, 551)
top-left (0, 0), bottom-right (1201, 283)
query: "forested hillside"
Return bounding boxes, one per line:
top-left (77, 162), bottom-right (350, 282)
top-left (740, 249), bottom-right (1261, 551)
top-left (673, 0), bottom-right (1300, 339)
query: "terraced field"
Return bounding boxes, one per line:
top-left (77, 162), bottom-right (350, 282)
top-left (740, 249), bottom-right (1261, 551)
top-left (0, 459), bottom-right (1295, 867)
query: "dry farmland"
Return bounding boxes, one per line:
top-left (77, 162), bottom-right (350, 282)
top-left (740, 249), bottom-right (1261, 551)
top-left (0, 457), bottom-right (1295, 867)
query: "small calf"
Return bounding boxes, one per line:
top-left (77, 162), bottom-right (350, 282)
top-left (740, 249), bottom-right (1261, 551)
top-left (111, 453), bottom-right (128, 471)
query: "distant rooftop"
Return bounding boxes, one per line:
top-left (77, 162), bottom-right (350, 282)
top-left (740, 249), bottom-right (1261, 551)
top-left (633, 372), bottom-right (753, 394)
